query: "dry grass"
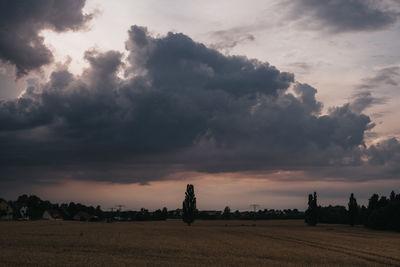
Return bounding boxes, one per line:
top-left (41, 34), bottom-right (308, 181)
top-left (0, 220), bottom-right (399, 266)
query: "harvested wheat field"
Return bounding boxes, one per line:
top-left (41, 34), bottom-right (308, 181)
top-left (0, 220), bottom-right (399, 266)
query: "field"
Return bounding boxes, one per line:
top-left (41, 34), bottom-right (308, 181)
top-left (0, 220), bottom-right (399, 266)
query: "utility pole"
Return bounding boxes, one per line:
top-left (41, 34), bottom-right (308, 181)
top-left (115, 205), bottom-right (125, 211)
top-left (115, 205), bottom-right (125, 219)
top-left (107, 207), bottom-right (115, 223)
top-left (250, 204), bottom-right (260, 212)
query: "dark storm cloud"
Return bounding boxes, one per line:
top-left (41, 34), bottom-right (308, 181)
top-left (126, 26), bottom-right (293, 97)
top-left (368, 138), bottom-right (400, 165)
top-left (0, 0), bottom-right (91, 76)
top-left (0, 25), bottom-right (399, 185)
top-left (293, 83), bottom-right (322, 114)
top-left (285, 0), bottom-right (400, 33)
top-left (307, 138), bottom-right (400, 182)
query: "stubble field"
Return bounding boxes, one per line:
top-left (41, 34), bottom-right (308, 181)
top-left (0, 220), bottom-right (399, 266)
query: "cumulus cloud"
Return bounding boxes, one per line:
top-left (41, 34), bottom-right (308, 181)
top-left (308, 138), bottom-right (400, 181)
top-left (368, 138), bottom-right (400, 166)
top-left (0, 0), bottom-right (91, 76)
top-left (284, 0), bottom-right (400, 33)
top-left (0, 25), bottom-right (399, 185)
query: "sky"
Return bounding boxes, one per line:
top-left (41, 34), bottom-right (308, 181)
top-left (1, 0), bottom-right (400, 211)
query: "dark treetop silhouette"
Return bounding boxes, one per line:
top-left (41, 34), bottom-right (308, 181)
top-left (303, 191), bottom-right (400, 232)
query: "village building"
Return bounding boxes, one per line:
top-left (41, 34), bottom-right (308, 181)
top-left (19, 206), bottom-right (29, 220)
top-left (173, 209), bottom-right (183, 216)
top-left (0, 200), bottom-right (14, 220)
top-left (73, 211), bottom-right (93, 221)
top-left (202, 210), bottom-right (222, 217)
top-left (42, 209), bottom-right (63, 220)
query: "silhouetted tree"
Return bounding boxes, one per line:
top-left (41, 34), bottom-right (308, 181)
top-left (0, 199), bottom-right (6, 217)
top-left (305, 194), bottom-right (312, 224)
top-left (364, 191), bottom-right (400, 231)
top-left (233, 210), bottom-right (241, 219)
top-left (152, 209), bottom-right (163, 220)
top-left (222, 206), bottom-right (231, 220)
top-left (305, 192), bottom-right (318, 226)
top-left (182, 184), bottom-right (196, 226)
top-left (368, 194), bottom-right (379, 211)
top-left (386, 192), bottom-right (400, 231)
top-left (378, 196), bottom-right (389, 208)
top-left (318, 205), bottom-right (347, 224)
top-left (348, 193), bottom-right (358, 226)
top-left (359, 205), bottom-right (368, 225)
top-left (162, 207), bottom-right (168, 220)
top-left (390, 191), bottom-right (396, 201)
top-left (140, 208), bottom-right (150, 220)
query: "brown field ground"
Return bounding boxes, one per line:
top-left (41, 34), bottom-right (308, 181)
top-left (0, 219), bottom-right (399, 266)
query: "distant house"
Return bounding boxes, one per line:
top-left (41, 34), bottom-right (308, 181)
top-left (73, 211), bottom-right (92, 221)
top-left (173, 209), bottom-right (183, 216)
top-left (19, 206), bottom-right (29, 220)
top-left (0, 200), bottom-right (14, 220)
top-left (203, 210), bottom-right (222, 217)
top-left (240, 211), bottom-right (251, 216)
top-left (43, 209), bottom-right (63, 220)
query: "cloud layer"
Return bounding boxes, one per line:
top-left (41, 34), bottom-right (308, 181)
top-left (0, 0), bottom-right (91, 76)
top-left (0, 25), bottom-right (399, 185)
top-left (358, 66), bottom-right (400, 89)
top-left (285, 0), bottom-right (400, 33)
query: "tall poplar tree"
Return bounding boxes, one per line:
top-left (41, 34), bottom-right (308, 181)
top-left (182, 184), bottom-right (197, 226)
top-left (348, 193), bottom-right (358, 226)
top-left (305, 192), bottom-right (318, 226)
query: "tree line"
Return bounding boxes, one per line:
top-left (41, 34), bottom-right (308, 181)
top-left (181, 185), bottom-right (400, 232)
top-left (305, 191), bottom-right (400, 231)
top-left (0, 194), bottom-right (168, 221)
top-left (2, 186), bottom-right (399, 232)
